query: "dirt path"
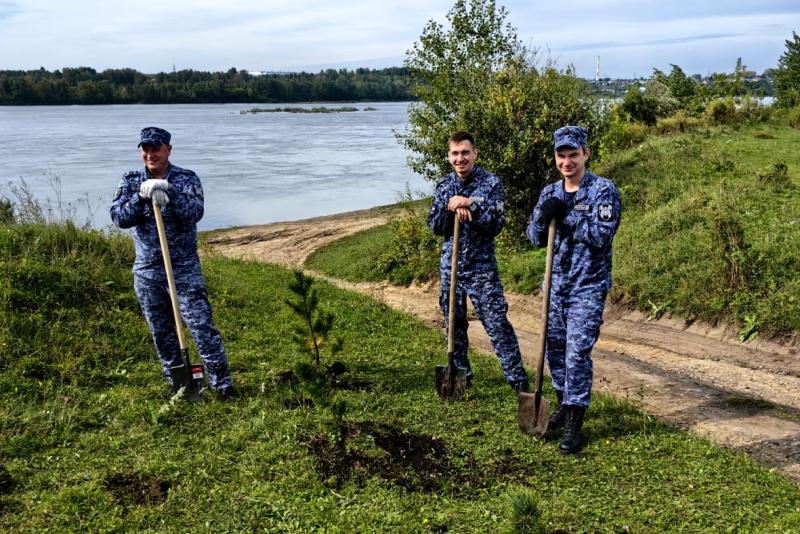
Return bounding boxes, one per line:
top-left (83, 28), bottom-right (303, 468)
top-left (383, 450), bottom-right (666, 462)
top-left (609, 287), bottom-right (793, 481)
top-left (206, 212), bottom-right (800, 485)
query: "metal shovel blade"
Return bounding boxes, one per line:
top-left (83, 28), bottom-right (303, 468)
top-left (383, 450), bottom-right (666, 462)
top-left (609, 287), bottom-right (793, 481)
top-left (170, 349), bottom-right (205, 401)
top-left (517, 392), bottom-right (550, 437)
top-left (435, 363), bottom-right (468, 401)
top-left (170, 362), bottom-right (191, 391)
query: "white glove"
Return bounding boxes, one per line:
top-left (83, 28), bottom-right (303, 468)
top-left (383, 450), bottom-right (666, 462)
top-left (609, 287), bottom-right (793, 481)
top-left (139, 179), bottom-right (169, 199)
top-left (151, 190), bottom-right (170, 207)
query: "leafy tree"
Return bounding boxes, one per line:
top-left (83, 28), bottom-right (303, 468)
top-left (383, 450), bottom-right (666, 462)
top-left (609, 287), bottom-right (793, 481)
top-left (706, 58), bottom-right (749, 99)
top-left (620, 84), bottom-right (658, 125)
top-left (652, 64), bottom-right (698, 102)
top-left (774, 31), bottom-right (800, 108)
top-left (399, 0), bottom-right (603, 245)
top-left (0, 67), bottom-right (416, 104)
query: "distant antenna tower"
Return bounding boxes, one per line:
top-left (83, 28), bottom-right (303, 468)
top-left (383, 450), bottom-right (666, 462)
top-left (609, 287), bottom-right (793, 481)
top-left (595, 56), bottom-right (600, 82)
top-left (173, 64), bottom-right (176, 73)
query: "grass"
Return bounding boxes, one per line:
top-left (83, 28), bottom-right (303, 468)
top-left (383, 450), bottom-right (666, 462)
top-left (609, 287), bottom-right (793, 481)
top-left (305, 121), bottom-right (800, 338)
top-left (2, 222), bottom-right (800, 531)
top-left (599, 122), bottom-right (800, 337)
top-left (305, 224), bottom-right (390, 283)
top-left (306, 197), bottom-right (439, 286)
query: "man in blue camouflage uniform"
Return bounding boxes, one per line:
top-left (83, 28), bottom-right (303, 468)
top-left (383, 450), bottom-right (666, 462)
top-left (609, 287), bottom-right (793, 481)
top-left (527, 125), bottom-right (621, 453)
top-left (428, 131), bottom-right (530, 393)
top-left (110, 127), bottom-right (234, 399)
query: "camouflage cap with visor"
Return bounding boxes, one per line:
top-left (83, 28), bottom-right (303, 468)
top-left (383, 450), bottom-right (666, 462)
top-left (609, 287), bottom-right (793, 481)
top-left (138, 127), bottom-right (171, 147)
top-left (554, 125), bottom-right (588, 150)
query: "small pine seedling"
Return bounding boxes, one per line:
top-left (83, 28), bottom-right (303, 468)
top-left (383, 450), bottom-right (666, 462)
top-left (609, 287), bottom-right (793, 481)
top-left (503, 486), bottom-right (543, 534)
top-left (285, 270), bottom-right (342, 368)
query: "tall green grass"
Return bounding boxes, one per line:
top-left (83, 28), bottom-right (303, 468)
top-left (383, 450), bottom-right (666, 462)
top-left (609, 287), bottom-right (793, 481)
top-left (2, 222), bottom-right (799, 531)
top-left (305, 225), bottom-right (390, 283)
top-left (0, 222), bottom-right (149, 386)
top-left (599, 123), bottom-right (800, 336)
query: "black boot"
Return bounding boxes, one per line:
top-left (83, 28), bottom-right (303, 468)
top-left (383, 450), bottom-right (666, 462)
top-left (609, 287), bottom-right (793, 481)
top-left (548, 390), bottom-right (565, 431)
top-left (559, 405), bottom-right (586, 455)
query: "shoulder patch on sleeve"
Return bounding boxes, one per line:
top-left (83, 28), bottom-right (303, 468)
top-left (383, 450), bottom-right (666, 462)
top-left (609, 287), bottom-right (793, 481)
top-left (598, 204), bottom-right (614, 221)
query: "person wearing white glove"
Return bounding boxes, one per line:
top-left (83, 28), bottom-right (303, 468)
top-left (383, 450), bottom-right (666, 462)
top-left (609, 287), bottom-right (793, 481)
top-left (110, 126), bottom-right (234, 400)
top-left (139, 178), bottom-right (169, 199)
top-left (150, 189), bottom-right (169, 207)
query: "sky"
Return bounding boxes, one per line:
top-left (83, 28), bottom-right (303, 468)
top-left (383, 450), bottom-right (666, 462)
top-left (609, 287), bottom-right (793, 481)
top-left (2, 0), bottom-right (799, 79)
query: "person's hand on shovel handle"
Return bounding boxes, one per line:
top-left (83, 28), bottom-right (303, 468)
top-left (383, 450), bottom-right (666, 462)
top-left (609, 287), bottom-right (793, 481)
top-left (447, 195), bottom-right (473, 222)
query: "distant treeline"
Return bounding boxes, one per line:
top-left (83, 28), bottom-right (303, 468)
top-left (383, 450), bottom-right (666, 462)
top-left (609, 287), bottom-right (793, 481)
top-left (0, 67), bottom-right (416, 105)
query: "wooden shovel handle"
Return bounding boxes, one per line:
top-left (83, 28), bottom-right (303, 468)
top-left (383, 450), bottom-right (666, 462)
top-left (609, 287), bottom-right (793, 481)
top-left (446, 216), bottom-right (461, 355)
top-left (152, 201), bottom-right (188, 351)
top-left (534, 218), bottom-right (557, 397)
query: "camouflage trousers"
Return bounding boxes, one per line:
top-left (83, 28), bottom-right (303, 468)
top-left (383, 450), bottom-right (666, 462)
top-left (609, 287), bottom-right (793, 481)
top-left (439, 268), bottom-right (528, 385)
top-left (133, 259), bottom-right (231, 390)
top-left (546, 290), bottom-right (607, 408)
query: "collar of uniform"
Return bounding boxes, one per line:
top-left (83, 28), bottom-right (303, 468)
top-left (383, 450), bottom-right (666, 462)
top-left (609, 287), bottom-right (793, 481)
top-left (571, 171), bottom-right (597, 204)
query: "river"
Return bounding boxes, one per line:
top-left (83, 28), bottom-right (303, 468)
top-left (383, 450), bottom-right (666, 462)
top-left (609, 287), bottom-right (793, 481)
top-left (0, 102), bottom-right (429, 230)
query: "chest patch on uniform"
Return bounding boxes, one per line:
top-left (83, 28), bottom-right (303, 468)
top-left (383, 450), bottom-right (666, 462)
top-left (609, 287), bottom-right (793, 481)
top-left (113, 187), bottom-right (122, 201)
top-left (598, 203), bottom-right (613, 221)
top-left (573, 203), bottom-right (591, 211)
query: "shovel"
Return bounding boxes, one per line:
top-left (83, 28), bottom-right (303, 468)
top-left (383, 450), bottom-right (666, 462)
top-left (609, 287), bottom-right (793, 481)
top-left (152, 199), bottom-right (206, 399)
top-left (435, 215), bottom-right (469, 401)
top-left (518, 218), bottom-right (557, 436)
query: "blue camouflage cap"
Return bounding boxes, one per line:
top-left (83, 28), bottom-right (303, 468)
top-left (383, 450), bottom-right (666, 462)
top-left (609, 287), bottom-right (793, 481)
top-left (138, 127), bottom-right (171, 147)
top-left (554, 125), bottom-right (588, 150)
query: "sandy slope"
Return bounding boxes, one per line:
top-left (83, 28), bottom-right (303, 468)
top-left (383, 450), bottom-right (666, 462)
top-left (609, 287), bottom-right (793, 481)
top-left (206, 210), bottom-right (800, 484)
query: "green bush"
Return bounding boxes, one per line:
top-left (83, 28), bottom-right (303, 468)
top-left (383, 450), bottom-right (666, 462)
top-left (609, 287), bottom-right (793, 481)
top-left (735, 95), bottom-right (773, 123)
top-left (705, 98), bottom-right (736, 125)
top-left (619, 80), bottom-right (682, 126)
top-left (503, 486), bottom-right (543, 533)
top-left (619, 84), bottom-right (659, 125)
top-left (655, 110), bottom-right (701, 134)
top-left (782, 105), bottom-right (800, 128)
top-left (758, 161), bottom-right (791, 190)
top-left (599, 111), bottom-right (648, 157)
top-left (378, 196), bottom-right (439, 285)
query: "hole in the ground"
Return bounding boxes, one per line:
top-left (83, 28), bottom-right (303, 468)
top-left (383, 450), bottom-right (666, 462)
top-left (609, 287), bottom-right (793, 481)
top-left (104, 473), bottom-right (171, 506)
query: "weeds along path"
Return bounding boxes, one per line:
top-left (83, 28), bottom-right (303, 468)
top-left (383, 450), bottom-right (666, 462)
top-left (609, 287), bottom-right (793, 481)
top-left (206, 214), bottom-right (800, 485)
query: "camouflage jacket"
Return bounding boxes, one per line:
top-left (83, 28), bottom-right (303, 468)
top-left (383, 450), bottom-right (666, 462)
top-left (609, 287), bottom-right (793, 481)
top-left (526, 171), bottom-right (621, 295)
top-left (428, 166), bottom-right (506, 274)
top-left (110, 163), bottom-right (204, 268)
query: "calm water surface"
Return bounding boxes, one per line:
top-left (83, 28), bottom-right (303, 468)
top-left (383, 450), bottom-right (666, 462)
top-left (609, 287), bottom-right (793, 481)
top-left (0, 103), bottom-right (429, 230)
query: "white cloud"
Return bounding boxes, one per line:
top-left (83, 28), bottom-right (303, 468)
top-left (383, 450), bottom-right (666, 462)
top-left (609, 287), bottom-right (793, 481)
top-left (0, 0), bottom-right (797, 76)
